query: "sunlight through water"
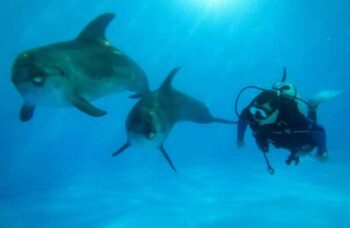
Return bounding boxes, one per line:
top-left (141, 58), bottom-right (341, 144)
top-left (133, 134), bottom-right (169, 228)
top-left (187, 0), bottom-right (241, 11)
top-left (180, 0), bottom-right (259, 19)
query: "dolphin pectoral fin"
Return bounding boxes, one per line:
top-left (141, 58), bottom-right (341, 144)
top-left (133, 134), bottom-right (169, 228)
top-left (159, 145), bottom-right (177, 173)
top-left (112, 142), bottom-right (130, 157)
top-left (20, 103), bottom-right (35, 122)
top-left (211, 117), bottom-right (237, 125)
top-left (72, 96), bottom-right (107, 117)
top-left (129, 93), bottom-right (143, 99)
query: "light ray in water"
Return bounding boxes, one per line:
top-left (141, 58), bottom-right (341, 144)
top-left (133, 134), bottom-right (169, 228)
top-left (186, 0), bottom-right (241, 11)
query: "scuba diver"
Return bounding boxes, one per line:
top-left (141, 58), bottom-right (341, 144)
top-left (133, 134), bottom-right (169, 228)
top-left (235, 67), bottom-right (340, 175)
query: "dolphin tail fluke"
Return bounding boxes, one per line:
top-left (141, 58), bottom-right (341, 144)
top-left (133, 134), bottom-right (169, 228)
top-left (211, 117), bottom-right (237, 124)
top-left (159, 145), bottom-right (177, 173)
top-left (72, 96), bottom-right (107, 117)
top-left (309, 90), bottom-right (342, 110)
top-left (20, 103), bottom-right (35, 122)
top-left (112, 142), bottom-right (130, 157)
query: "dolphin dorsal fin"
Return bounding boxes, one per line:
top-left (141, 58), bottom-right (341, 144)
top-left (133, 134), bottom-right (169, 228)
top-left (77, 13), bottom-right (115, 42)
top-left (159, 67), bottom-right (181, 91)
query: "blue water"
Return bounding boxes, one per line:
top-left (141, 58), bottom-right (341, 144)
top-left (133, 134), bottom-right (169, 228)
top-left (1, 0), bottom-right (350, 227)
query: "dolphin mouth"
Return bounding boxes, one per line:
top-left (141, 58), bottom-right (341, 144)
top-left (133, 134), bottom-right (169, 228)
top-left (12, 65), bottom-right (66, 85)
top-left (147, 132), bottom-right (156, 140)
top-left (127, 131), bottom-right (163, 148)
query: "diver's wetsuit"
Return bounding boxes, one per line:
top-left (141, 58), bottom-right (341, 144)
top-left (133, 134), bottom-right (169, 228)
top-left (237, 91), bottom-right (327, 164)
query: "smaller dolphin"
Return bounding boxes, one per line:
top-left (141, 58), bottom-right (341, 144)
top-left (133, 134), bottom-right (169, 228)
top-left (112, 67), bottom-right (235, 172)
top-left (12, 13), bottom-right (149, 121)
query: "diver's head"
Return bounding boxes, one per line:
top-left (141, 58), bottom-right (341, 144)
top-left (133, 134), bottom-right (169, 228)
top-left (250, 91), bottom-right (280, 125)
top-left (272, 82), bottom-right (297, 98)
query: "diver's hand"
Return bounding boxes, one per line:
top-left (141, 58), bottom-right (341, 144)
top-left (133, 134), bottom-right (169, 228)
top-left (236, 140), bottom-right (245, 149)
top-left (255, 137), bottom-right (269, 153)
top-left (286, 155), bottom-right (300, 165)
top-left (257, 143), bottom-right (269, 153)
top-left (315, 151), bottom-right (329, 162)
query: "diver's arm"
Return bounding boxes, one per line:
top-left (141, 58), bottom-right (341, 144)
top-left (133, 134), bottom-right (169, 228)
top-left (255, 135), bottom-right (269, 153)
top-left (237, 108), bottom-right (249, 148)
top-left (237, 120), bottom-right (248, 148)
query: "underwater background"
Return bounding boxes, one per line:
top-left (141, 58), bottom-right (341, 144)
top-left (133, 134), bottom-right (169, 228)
top-left (1, 0), bottom-right (350, 227)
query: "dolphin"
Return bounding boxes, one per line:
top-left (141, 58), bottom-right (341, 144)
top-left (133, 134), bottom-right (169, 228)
top-left (12, 13), bottom-right (149, 121)
top-left (112, 67), bottom-right (235, 172)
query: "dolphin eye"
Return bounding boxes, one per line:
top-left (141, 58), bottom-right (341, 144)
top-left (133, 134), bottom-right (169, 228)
top-left (32, 74), bottom-right (45, 86)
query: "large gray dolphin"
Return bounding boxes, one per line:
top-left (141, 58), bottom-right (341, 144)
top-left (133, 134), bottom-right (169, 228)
top-left (12, 13), bottom-right (149, 121)
top-left (112, 67), bottom-right (235, 172)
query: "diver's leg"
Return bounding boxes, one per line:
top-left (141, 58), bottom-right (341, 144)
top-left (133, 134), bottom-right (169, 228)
top-left (286, 149), bottom-right (300, 165)
top-left (312, 125), bottom-right (328, 158)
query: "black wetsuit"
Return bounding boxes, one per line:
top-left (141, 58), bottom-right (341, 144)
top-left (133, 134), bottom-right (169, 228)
top-left (237, 91), bottom-right (327, 164)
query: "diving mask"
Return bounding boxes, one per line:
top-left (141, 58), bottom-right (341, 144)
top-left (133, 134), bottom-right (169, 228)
top-left (249, 106), bottom-right (269, 120)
